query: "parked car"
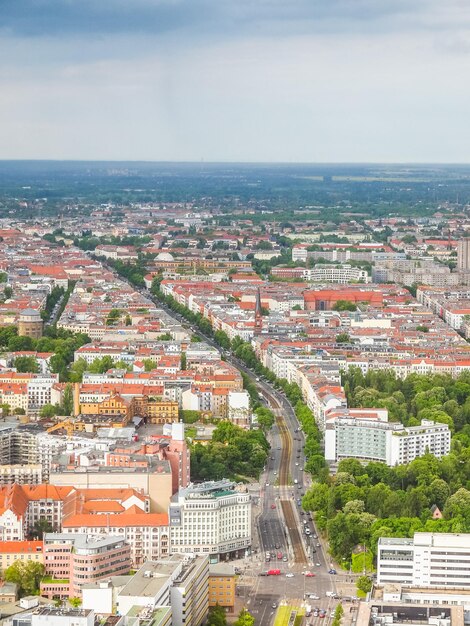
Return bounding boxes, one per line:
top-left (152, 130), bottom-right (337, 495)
top-left (328, 569), bottom-right (337, 575)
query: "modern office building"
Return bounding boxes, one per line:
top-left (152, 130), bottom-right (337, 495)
top-left (40, 533), bottom-right (131, 599)
top-left (169, 480), bottom-right (251, 561)
top-left (377, 532), bottom-right (470, 587)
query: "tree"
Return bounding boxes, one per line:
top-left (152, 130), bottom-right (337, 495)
top-left (333, 300), bottom-right (357, 312)
top-left (8, 335), bottom-right (34, 351)
top-left (0, 403), bottom-right (10, 416)
top-left (69, 358), bottom-right (88, 383)
top-left (88, 355), bottom-right (114, 374)
top-left (336, 333), bottom-right (351, 344)
top-left (28, 518), bottom-right (55, 539)
top-left (4, 561), bottom-right (45, 597)
top-left (61, 383), bottom-right (74, 416)
top-left (106, 308), bottom-right (122, 326)
top-left (356, 575), bottom-right (372, 595)
top-left (180, 351), bottom-right (187, 370)
top-left (13, 407), bottom-right (26, 415)
top-left (69, 597), bottom-right (82, 609)
top-left (255, 407), bottom-right (275, 431)
top-left (233, 608), bottom-right (255, 626)
top-left (40, 404), bottom-right (58, 418)
top-left (207, 604), bottom-right (227, 626)
top-left (214, 330), bottom-right (231, 350)
top-left (13, 356), bottom-right (39, 373)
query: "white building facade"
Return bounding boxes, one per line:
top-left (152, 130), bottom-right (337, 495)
top-left (377, 533), bottom-right (470, 588)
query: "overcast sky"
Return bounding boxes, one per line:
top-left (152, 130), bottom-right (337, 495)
top-left (1, 0), bottom-right (470, 162)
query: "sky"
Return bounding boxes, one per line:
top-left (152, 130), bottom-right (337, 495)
top-left (1, 0), bottom-right (470, 162)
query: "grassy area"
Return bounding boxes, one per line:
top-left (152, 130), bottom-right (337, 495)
top-left (351, 551), bottom-right (374, 573)
top-left (42, 576), bottom-right (69, 584)
top-left (273, 605), bottom-right (305, 626)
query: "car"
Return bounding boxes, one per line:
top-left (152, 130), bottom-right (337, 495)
top-left (295, 462), bottom-right (299, 466)
top-left (275, 544), bottom-right (280, 549)
top-left (277, 446), bottom-right (281, 450)
top-left (273, 471), bottom-right (277, 475)
top-left (270, 457), bottom-right (275, 461)
top-left (300, 511), bottom-right (305, 515)
top-left (286, 573), bottom-right (294, 578)
top-left (277, 552), bottom-right (283, 559)
top-left (313, 611), bottom-right (319, 617)
top-left (266, 483), bottom-right (269, 487)
top-left (328, 569), bottom-right (337, 575)
top-left (316, 543), bottom-right (320, 547)
top-left (258, 572), bottom-right (268, 576)
top-left (282, 556), bottom-right (288, 562)
top-left (272, 603), bottom-right (278, 609)
top-left (304, 571), bottom-right (316, 577)
top-left (297, 484), bottom-right (302, 489)
top-left (316, 562), bottom-right (321, 567)
top-left (271, 504), bottom-right (276, 509)
top-left (309, 594), bottom-right (320, 600)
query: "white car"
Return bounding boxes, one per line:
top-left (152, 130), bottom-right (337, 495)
top-left (316, 562), bottom-right (321, 567)
top-left (286, 573), bottom-right (295, 578)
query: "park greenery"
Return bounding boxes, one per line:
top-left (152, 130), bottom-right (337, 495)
top-left (190, 421), bottom-right (270, 482)
top-left (302, 367), bottom-right (470, 566)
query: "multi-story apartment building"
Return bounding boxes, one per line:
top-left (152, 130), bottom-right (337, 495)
top-left (0, 541), bottom-right (43, 574)
top-left (303, 264), bottom-right (369, 284)
top-left (325, 416), bottom-right (451, 465)
top-left (208, 563), bottom-right (236, 612)
top-left (40, 533), bottom-right (131, 599)
top-left (170, 554), bottom-right (209, 626)
top-left (169, 480), bottom-right (251, 561)
top-left (458, 238), bottom-right (470, 271)
top-left (0, 464), bottom-right (43, 486)
top-left (377, 533), bottom-right (470, 587)
top-left (116, 555), bottom-right (209, 626)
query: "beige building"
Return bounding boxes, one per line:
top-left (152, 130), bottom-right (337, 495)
top-left (18, 308), bottom-right (43, 339)
top-left (0, 541), bottom-right (43, 575)
top-left (458, 238), bottom-right (470, 271)
top-left (209, 563), bottom-right (235, 612)
top-left (49, 466), bottom-right (173, 513)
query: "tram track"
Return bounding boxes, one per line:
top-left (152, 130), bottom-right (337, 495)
top-left (264, 391), bottom-right (308, 565)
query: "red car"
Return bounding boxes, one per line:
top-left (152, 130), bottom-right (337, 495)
top-left (277, 552), bottom-right (283, 559)
top-left (271, 504), bottom-right (276, 509)
top-left (304, 571), bottom-right (316, 577)
top-left (267, 569), bottom-right (281, 576)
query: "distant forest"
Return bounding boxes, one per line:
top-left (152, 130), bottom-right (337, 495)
top-left (1, 160), bottom-right (470, 219)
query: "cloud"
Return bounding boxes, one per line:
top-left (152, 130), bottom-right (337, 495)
top-left (1, 0), bottom-right (467, 40)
